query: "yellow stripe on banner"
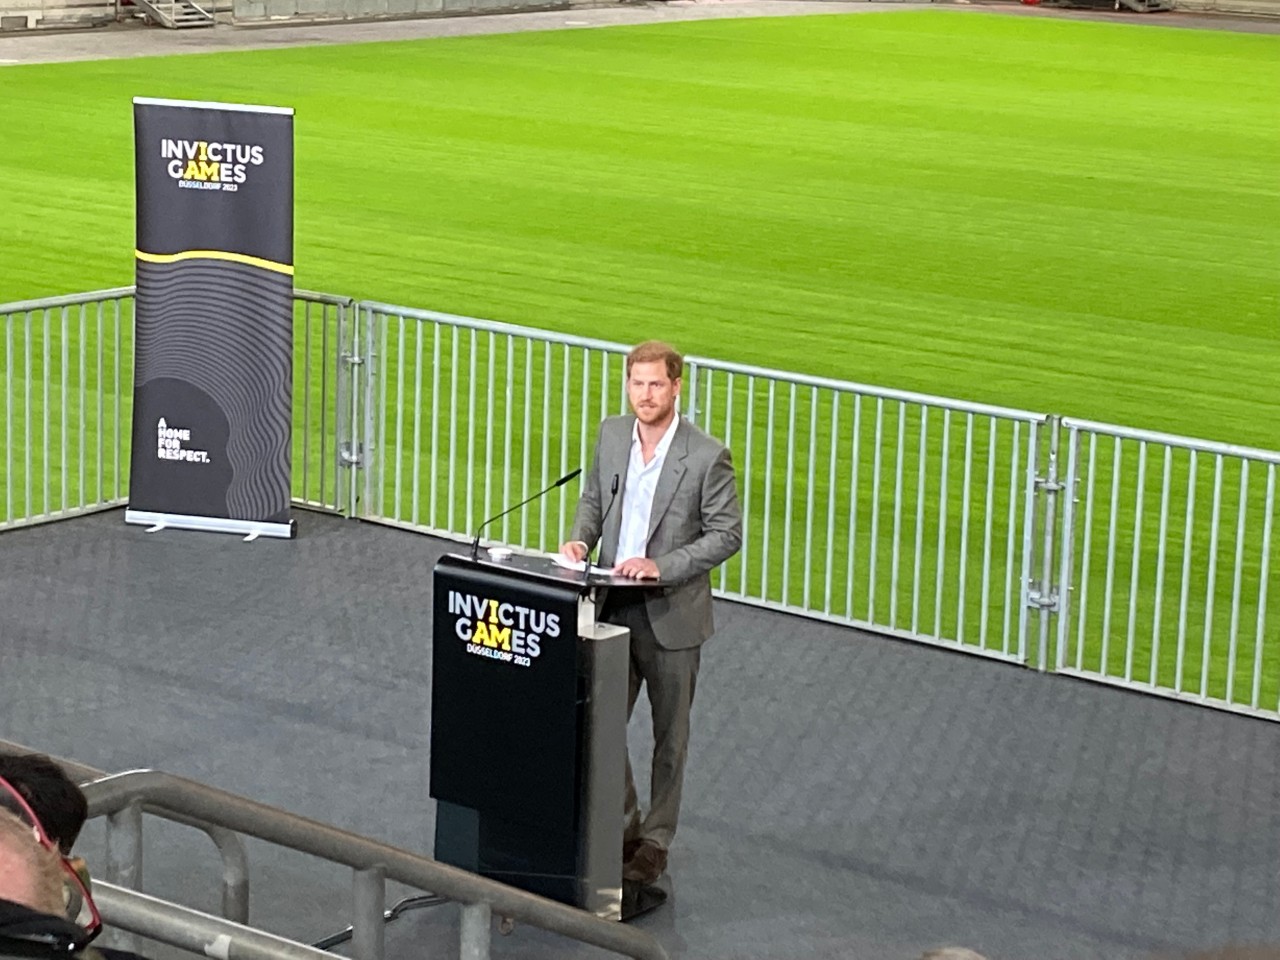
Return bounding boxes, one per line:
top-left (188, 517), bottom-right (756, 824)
top-left (135, 249), bottom-right (294, 277)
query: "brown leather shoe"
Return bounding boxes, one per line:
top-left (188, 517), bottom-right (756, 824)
top-left (622, 839), bottom-right (668, 885)
top-left (623, 837), bottom-right (643, 863)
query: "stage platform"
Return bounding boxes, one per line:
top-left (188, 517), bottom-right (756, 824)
top-left (3, 509), bottom-right (1280, 959)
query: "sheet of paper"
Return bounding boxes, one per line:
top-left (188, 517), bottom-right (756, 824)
top-left (550, 553), bottom-right (612, 576)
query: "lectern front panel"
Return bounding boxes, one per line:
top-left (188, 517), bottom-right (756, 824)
top-left (430, 555), bottom-right (582, 833)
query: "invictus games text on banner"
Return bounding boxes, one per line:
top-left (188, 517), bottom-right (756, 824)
top-left (161, 139), bottom-right (265, 191)
top-left (447, 590), bottom-right (560, 668)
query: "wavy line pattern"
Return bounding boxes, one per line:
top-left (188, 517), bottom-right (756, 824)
top-left (135, 258), bottom-right (292, 521)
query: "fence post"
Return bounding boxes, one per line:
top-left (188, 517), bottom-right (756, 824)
top-left (459, 901), bottom-right (492, 960)
top-left (1054, 424), bottom-right (1081, 671)
top-left (1033, 415), bottom-right (1062, 671)
top-left (361, 306), bottom-right (380, 519)
top-left (336, 303), bottom-right (361, 517)
top-left (103, 800), bottom-right (145, 954)
top-left (351, 865), bottom-right (386, 960)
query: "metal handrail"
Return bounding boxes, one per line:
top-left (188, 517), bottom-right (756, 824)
top-left (1062, 416), bottom-right (1280, 466)
top-left (0, 740), bottom-right (251, 924)
top-left (82, 770), bottom-right (669, 960)
top-left (93, 882), bottom-right (333, 960)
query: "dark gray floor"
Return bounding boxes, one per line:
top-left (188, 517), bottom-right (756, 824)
top-left (3, 509), bottom-right (1280, 960)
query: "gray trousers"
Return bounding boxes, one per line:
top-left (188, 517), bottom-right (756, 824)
top-left (604, 595), bottom-right (701, 851)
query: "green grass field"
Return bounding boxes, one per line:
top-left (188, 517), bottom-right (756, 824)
top-left (2, 10), bottom-right (1279, 703)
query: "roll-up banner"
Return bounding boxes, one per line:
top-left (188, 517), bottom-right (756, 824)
top-left (127, 97), bottom-right (296, 540)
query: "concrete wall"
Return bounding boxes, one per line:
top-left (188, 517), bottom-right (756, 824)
top-left (1174, 0), bottom-right (1280, 13)
top-left (0, 0), bottom-right (111, 30)
top-left (231, 0), bottom-right (566, 23)
top-left (0, 0), bottom-right (234, 29)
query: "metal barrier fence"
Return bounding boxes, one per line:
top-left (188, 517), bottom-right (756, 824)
top-left (1055, 419), bottom-right (1280, 718)
top-left (81, 769), bottom-right (669, 960)
top-left (0, 289), bottom-right (349, 530)
top-left (3, 287), bottom-right (1279, 722)
top-left (0, 288), bottom-right (134, 530)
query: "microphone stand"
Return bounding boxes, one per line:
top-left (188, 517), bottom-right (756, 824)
top-left (470, 467), bottom-right (583, 560)
top-left (582, 473), bottom-right (621, 586)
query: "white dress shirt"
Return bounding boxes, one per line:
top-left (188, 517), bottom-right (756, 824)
top-left (615, 416), bottom-right (680, 562)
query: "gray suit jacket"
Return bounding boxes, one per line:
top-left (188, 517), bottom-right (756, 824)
top-left (569, 415), bottom-right (743, 650)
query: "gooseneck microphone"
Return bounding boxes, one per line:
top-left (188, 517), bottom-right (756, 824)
top-left (470, 467), bottom-right (583, 561)
top-left (582, 473), bottom-right (621, 584)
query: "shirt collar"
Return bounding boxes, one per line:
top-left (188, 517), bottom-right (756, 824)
top-left (631, 414), bottom-right (681, 459)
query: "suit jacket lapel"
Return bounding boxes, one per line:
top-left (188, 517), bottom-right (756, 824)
top-left (646, 420), bottom-right (689, 545)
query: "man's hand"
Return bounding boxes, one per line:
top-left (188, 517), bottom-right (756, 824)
top-left (560, 541), bottom-right (588, 563)
top-left (614, 557), bottom-right (660, 580)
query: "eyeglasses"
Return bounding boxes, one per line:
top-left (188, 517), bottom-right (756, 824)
top-left (0, 775), bottom-right (102, 945)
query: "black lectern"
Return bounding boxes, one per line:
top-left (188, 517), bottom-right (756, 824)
top-left (430, 551), bottom-right (644, 920)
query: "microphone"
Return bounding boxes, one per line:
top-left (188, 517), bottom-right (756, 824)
top-left (583, 473), bottom-right (621, 584)
top-left (470, 467), bottom-right (583, 561)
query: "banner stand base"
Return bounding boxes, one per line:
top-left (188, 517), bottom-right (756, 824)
top-left (126, 509), bottom-right (297, 541)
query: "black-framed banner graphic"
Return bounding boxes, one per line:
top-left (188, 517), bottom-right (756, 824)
top-left (127, 97), bottom-right (296, 540)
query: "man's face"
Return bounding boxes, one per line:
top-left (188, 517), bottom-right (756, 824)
top-left (627, 360), bottom-right (681, 427)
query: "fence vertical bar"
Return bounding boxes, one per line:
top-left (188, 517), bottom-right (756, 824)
top-left (501, 336), bottom-right (513, 544)
top-left (1176, 451), bottom-right (1198, 692)
top-left (59, 307), bottom-right (67, 511)
top-left (95, 302), bottom-right (104, 504)
top-left (43, 309), bottom-right (50, 515)
top-left (411, 323), bottom-right (424, 526)
top-left (889, 401), bottom-right (906, 627)
top-left (394, 319), bottom-right (406, 519)
top-left (1004, 423), bottom-right (1022, 656)
top-left (761, 381), bottom-right (776, 600)
top-left (739, 377), bottom-right (755, 598)
top-left (559, 344), bottom-right (570, 541)
top-left (720, 372), bottom-right (734, 595)
top-left (846, 394), bottom-right (862, 620)
top-left (959, 413), bottom-right (975, 646)
top-left (485, 333), bottom-right (497, 527)
top-left (1075, 432), bottom-right (1097, 670)
top-left (1100, 438), bottom-right (1123, 675)
top-left (1015, 420), bottom-right (1038, 663)
top-left (467, 330), bottom-right (478, 535)
top-left (447, 327), bottom-right (460, 532)
top-left (782, 383), bottom-right (797, 607)
top-left (980, 418), bottom-right (996, 651)
top-left (301, 302), bottom-right (312, 502)
top-left (429, 326), bottom-right (441, 528)
top-left (351, 866), bottom-right (386, 960)
top-left (1055, 426), bottom-right (1080, 670)
top-left (911, 407), bottom-right (927, 633)
top-left (539, 342), bottom-right (551, 549)
top-left (824, 393), bottom-right (839, 614)
top-left (6, 310), bottom-right (12, 521)
top-left (1150, 446), bottom-right (1173, 687)
top-left (1226, 460), bottom-right (1249, 704)
top-left (802, 387), bottom-right (817, 609)
top-left (78, 305), bottom-right (86, 509)
top-left (318, 302), bottom-right (330, 509)
top-left (1200, 456), bottom-right (1225, 699)
top-left (869, 398), bottom-right (884, 623)
top-left (1257, 465), bottom-right (1274, 710)
top-left (1124, 442), bottom-right (1147, 681)
top-left (520, 341), bottom-right (533, 544)
top-left (377, 317), bottom-right (390, 517)
top-left (934, 410), bottom-right (951, 639)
